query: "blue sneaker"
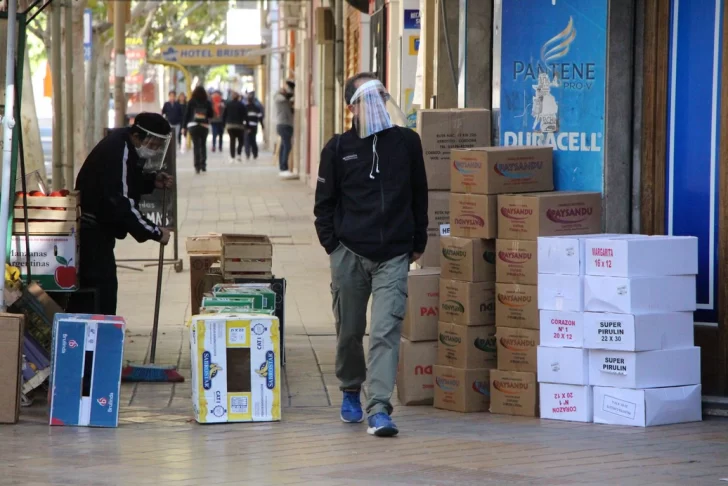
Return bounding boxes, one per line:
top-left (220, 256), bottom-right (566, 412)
top-left (367, 413), bottom-right (399, 437)
top-left (340, 390), bottom-right (364, 423)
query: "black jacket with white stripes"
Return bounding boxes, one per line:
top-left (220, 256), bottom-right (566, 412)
top-left (75, 127), bottom-right (162, 242)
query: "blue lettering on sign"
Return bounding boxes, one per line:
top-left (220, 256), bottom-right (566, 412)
top-left (414, 38), bottom-right (420, 51)
top-left (265, 351), bottom-right (275, 390)
top-left (665, 0), bottom-right (723, 324)
top-left (202, 351), bottom-right (212, 390)
top-left (404, 9), bottom-right (420, 30)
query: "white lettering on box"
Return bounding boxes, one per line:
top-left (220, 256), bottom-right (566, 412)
top-left (601, 394), bottom-right (637, 419)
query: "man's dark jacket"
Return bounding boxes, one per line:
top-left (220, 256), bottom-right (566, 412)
top-left (314, 126), bottom-right (428, 262)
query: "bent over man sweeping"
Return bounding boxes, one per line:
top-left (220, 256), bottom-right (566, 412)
top-left (314, 73), bottom-right (428, 437)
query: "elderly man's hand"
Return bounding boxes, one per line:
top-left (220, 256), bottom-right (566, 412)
top-left (410, 252), bottom-right (422, 264)
top-left (155, 172), bottom-right (174, 189)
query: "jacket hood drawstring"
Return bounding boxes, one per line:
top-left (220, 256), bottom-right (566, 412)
top-left (369, 134), bottom-right (380, 180)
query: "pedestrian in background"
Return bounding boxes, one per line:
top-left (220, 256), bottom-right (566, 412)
top-left (184, 86), bottom-right (214, 174)
top-left (223, 91), bottom-right (246, 163)
top-left (244, 90), bottom-right (264, 160)
top-left (177, 92), bottom-right (188, 153)
top-left (274, 80), bottom-right (295, 179)
top-left (210, 90), bottom-right (225, 153)
top-left (161, 90), bottom-right (183, 151)
top-left (314, 73), bottom-right (428, 438)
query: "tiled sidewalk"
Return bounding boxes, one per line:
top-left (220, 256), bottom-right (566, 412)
top-left (1, 148), bottom-right (727, 485)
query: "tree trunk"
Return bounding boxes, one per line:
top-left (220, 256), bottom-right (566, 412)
top-left (94, 41), bottom-right (112, 144)
top-left (71, 1), bottom-right (86, 178)
top-left (84, 29), bottom-right (97, 153)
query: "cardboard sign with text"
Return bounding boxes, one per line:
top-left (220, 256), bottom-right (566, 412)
top-left (397, 338), bottom-right (437, 405)
top-left (450, 194), bottom-right (497, 240)
top-left (402, 268), bottom-right (441, 341)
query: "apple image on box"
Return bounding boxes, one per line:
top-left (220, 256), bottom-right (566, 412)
top-left (54, 255), bottom-right (76, 289)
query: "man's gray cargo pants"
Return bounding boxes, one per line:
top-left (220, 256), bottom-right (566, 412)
top-left (330, 244), bottom-right (409, 417)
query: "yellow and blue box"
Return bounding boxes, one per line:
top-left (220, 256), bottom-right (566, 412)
top-left (190, 313), bottom-right (281, 423)
top-left (49, 314), bottom-right (125, 427)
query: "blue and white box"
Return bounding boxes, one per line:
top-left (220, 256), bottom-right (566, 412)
top-left (49, 314), bottom-right (125, 427)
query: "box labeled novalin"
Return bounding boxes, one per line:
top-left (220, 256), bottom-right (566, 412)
top-left (498, 192), bottom-right (602, 240)
top-left (451, 146), bottom-right (553, 195)
top-left (397, 338), bottom-right (437, 405)
top-left (450, 194), bottom-right (497, 239)
top-left (540, 384), bottom-right (592, 423)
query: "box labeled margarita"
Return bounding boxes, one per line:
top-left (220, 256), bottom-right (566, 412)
top-left (190, 314), bottom-right (281, 423)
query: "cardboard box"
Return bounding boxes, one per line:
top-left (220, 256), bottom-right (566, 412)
top-left (433, 365), bottom-right (491, 413)
top-left (0, 314), bottom-right (24, 424)
top-left (537, 346), bottom-right (589, 385)
top-left (537, 234), bottom-right (628, 275)
top-left (190, 253), bottom-right (222, 315)
top-left (496, 239), bottom-right (537, 285)
top-left (202, 286), bottom-right (277, 312)
top-left (439, 279), bottom-right (495, 326)
top-left (186, 234), bottom-right (222, 254)
top-left (584, 275), bottom-right (697, 313)
top-left (437, 322), bottom-right (497, 369)
top-left (540, 384), bottom-right (593, 423)
top-left (10, 234), bottom-right (78, 291)
top-left (451, 146), bottom-right (554, 195)
top-left (537, 274), bottom-right (584, 312)
top-left (416, 109), bottom-right (492, 190)
top-left (449, 194), bottom-right (497, 239)
top-left (420, 191), bottom-right (450, 268)
top-left (489, 369), bottom-right (538, 417)
top-left (496, 327), bottom-right (539, 372)
top-left (402, 268), bottom-right (441, 341)
top-left (539, 310), bottom-right (584, 348)
top-left (584, 236), bottom-right (698, 277)
top-left (397, 338), bottom-right (437, 405)
top-left (583, 312), bottom-right (694, 351)
top-left (588, 347), bottom-right (701, 388)
top-left (49, 314), bottom-right (126, 427)
top-left (440, 236), bottom-right (495, 282)
top-left (495, 283), bottom-right (539, 329)
top-left (221, 234), bottom-right (273, 278)
top-left (190, 313), bottom-right (281, 423)
top-left (498, 192), bottom-right (602, 240)
top-left (593, 384), bottom-right (702, 427)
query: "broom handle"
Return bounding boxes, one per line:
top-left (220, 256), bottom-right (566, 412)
top-left (149, 187), bottom-right (167, 364)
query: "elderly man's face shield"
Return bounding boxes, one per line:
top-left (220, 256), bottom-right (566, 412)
top-left (349, 79), bottom-right (407, 139)
top-left (135, 126), bottom-right (172, 172)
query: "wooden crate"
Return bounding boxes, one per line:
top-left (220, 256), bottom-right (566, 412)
top-left (13, 192), bottom-right (79, 235)
top-left (13, 221), bottom-right (77, 235)
top-left (222, 234), bottom-right (273, 260)
top-left (221, 258), bottom-right (273, 274)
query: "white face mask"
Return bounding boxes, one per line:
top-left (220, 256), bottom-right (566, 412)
top-left (136, 146), bottom-right (159, 159)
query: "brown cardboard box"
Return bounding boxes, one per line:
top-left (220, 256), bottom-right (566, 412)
top-left (397, 338), bottom-right (437, 405)
top-left (437, 322), bottom-right (497, 369)
top-left (497, 191), bottom-right (602, 240)
top-left (496, 327), bottom-right (540, 372)
top-left (450, 194), bottom-right (497, 239)
top-left (0, 313), bottom-right (24, 424)
top-left (495, 283), bottom-right (539, 329)
top-left (440, 279), bottom-right (495, 326)
top-left (440, 236), bottom-right (496, 282)
top-left (490, 369), bottom-right (539, 417)
top-left (416, 109), bottom-right (492, 190)
top-left (495, 239), bottom-right (538, 285)
top-left (186, 234), bottom-right (222, 254)
top-left (402, 268), bottom-right (441, 341)
top-left (451, 146), bottom-right (554, 195)
top-left (420, 191), bottom-right (450, 268)
top-left (190, 253), bottom-right (221, 315)
top-left (433, 365), bottom-right (491, 412)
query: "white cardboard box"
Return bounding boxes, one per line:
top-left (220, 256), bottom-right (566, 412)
top-left (540, 384), bottom-right (593, 423)
top-left (583, 312), bottom-right (694, 351)
top-left (540, 310), bottom-right (584, 348)
top-left (585, 236), bottom-right (698, 277)
top-left (584, 275), bottom-right (697, 313)
top-left (593, 384), bottom-right (702, 427)
top-left (537, 234), bottom-right (632, 275)
top-left (537, 346), bottom-right (589, 385)
top-left (588, 347), bottom-right (701, 388)
top-left (538, 274), bottom-right (583, 311)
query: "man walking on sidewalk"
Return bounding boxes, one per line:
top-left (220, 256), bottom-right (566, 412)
top-left (314, 73), bottom-right (428, 437)
top-left (274, 80), bottom-right (295, 179)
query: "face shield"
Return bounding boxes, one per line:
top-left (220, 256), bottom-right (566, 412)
top-left (135, 125), bottom-right (172, 172)
top-left (349, 79), bottom-right (407, 139)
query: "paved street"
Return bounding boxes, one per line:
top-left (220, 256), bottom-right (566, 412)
top-left (1, 147), bottom-right (728, 485)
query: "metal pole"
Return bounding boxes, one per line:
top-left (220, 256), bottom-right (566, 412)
top-left (113, 3), bottom-right (126, 128)
top-left (0, 0), bottom-right (18, 310)
top-left (63, 0), bottom-right (74, 189)
top-left (51, 0), bottom-right (62, 190)
top-left (149, 188), bottom-right (167, 364)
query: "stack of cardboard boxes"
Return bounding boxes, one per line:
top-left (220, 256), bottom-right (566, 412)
top-left (416, 108), bottom-right (492, 268)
